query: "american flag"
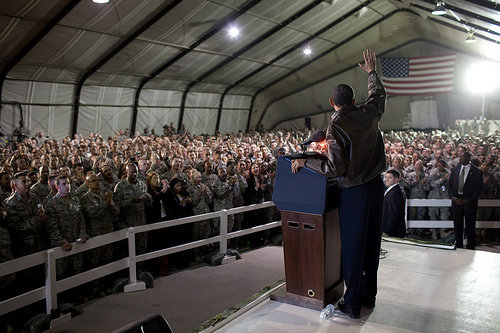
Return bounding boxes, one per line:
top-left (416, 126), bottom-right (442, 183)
top-left (380, 54), bottom-right (456, 95)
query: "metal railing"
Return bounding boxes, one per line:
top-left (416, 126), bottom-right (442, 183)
top-left (406, 199), bottom-right (500, 229)
top-left (0, 201), bottom-right (279, 315)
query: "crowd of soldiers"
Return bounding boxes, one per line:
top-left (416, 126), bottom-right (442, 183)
top-left (383, 128), bottom-right (500, 240)
top-left (0, 125), bottom-right (299, 303)
top-left (1, 125), bottom-right (499, 303)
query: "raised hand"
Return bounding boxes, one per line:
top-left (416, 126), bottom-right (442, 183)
top-left (358, 49), bottom-right (376, 73)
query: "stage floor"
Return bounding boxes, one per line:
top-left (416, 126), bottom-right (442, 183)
top-left (212, 242), bottom-right (500, 333)
top-left (45, 242), bottom-right (500, 332)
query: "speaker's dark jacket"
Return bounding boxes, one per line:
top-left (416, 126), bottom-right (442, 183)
top-left (447, 164), bottom-right (483, 201)
top-left (304, 72), bottom-right (386, 188)
top-left (382, 185), bottom-right (406, 238)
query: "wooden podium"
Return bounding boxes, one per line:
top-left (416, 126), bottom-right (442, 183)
top-left (271, 154), bottom-right (343, 310)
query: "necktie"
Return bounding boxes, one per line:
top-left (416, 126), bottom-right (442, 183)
top-left (458, 167), bottom-right (465, 193)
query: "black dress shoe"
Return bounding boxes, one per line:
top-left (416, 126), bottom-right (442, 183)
top-left (337, 300), bottom-right (360, 319)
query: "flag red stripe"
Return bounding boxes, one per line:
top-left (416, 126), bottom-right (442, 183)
top-left (384, 84), bottom-right (453, 91)
top-left (409, 53), bottom-right (456, 60)
top-left (383, 78), bottom-right (453, 84)
top-left (386, 91), bottom-right (452, 96)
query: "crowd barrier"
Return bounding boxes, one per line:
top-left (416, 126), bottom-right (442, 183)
top-left (406, 199), bottom-right (500, 229)
top-left (0, 201), bottom-right (278, 315)
top-left (1, 199), bottom-right (498, 316)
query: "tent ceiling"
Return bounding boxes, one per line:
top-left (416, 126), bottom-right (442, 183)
top-left (1, 0), bottom-right (500, 130)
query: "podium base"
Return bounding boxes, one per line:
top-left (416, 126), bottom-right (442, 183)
top-left (270, 281), bottom-right (343, 311)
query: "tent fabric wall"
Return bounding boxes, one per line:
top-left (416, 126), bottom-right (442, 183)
top-left (137, 107), bottom-right (180, 136)
top-left (78, 106), bottom-right (131, 140)
top-left (2, 80), bottom-right (74, 139)
top-left (219, 109), bottom-right (249, 134)
top-left (184, 108), bottom-right (217, 135)
top-left (78, 86), bottom-right (135, 139)
top-left (80, 86), bottom-right (134, 107)
top-left (136, 88), bottom-right (183, 135)
top-left (277, 112), bottom-right (331, 132)
top-left (218, 94), bottom-right (252, 134)
top-left (183, 92), bottom-right (220, 134)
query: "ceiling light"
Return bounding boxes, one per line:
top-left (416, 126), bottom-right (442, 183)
top-left (303, 46), bottom-right (312, 56)
top-left (93, 0), bottom-right (110, 3)
top-left (432, 1), bottom-right (447, 16)
top-left (228, 26), bottom-right (239, 38)
top-left (465, 30), bottom-right (476, 44)
top-left (465, 61), bottom-right (500, 93)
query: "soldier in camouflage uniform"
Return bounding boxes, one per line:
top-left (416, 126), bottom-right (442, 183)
top-left (29, 165), bottom-right (50, 201)
top-left (3, 172), bottom-right (47, 257)
top-left (3, 172), bottom-right (47, 291)
top-left (427, 159), bottom-right (450, 239)
top-left (0, 217), bottom-right (16, 299)
top-left (187, 171), bottom-right (212, 243)
top-left (45, 176), bottom-right (88, 278)
top-left (202, 160), bottom-right (218, 191)
top-left (99, 164), bottom-right (118, 194)
top-left (0, 172), bottom-right (12, 203)
top-left (407, 160), bottom-right (430, 220)
top-left (59, 166), bottom-right (77, 196)
top-left (136, 158), bottom-right (149, 183)
top-left (43, 175), bottom-right (58, 205)
top-left (148, 154), bottom-right (168, 176)
top-left (114, 163), bottom-right (151, 258)
top-left (80, 173), bottom-right (118, 268)
top-left (211, 167), bottom-right (237, 235)
top-left (427, 160), bottom-right (450, 220)
top-left (74, 171), bottom-right (96, 200)
top-left (228, 161), bottom-right (247, 227)
top-left (161, 157), bottom-right (188, 183)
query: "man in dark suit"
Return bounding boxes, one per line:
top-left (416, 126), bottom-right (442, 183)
top-left (382, 169), bottom-right (407, 238)
top-left (447, 151), bottom-right (483, 249)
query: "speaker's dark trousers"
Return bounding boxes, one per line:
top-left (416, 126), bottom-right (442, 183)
top-left (338, 176), bottom-right (384, 311)
top-left (452, 201), bottom-right (478, 249)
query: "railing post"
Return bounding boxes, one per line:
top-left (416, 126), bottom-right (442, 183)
top-left (45, 249), bottom-right (57, 314)
top-left (220, 209), bottom-right (228, 254)
top-left (124, 227), bottom-right (146, 292)
top-left (462, 217), bottom-right (467, 247)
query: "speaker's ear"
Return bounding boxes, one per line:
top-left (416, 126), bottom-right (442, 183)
top-left (329, 98), bottom-right (335, 108)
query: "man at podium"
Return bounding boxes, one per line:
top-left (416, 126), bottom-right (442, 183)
top-left (292, 49), bottom-right (386, 319)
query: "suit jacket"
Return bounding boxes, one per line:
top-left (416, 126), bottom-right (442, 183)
top-left (447, 164), bottom-right (483, 203)
top-left (382, 185), bottom-right (406, 238)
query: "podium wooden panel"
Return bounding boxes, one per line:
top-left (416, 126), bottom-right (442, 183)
top-left (270, 209), bottom-right (343, 310)
top-left (271, 155), bottom-right (343, 310)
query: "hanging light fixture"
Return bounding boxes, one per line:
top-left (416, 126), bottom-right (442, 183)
top-left (464, 30), bottom-right (476, 44)
top-left (93, 0), bottom-right (110, 4)
top-left (228, 25), bottom-right (240, 38)
top-left (431, 1), bottom-right (447, 16)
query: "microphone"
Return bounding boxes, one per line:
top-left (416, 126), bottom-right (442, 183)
top-left (299, 130), bottom-right (326, 149)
